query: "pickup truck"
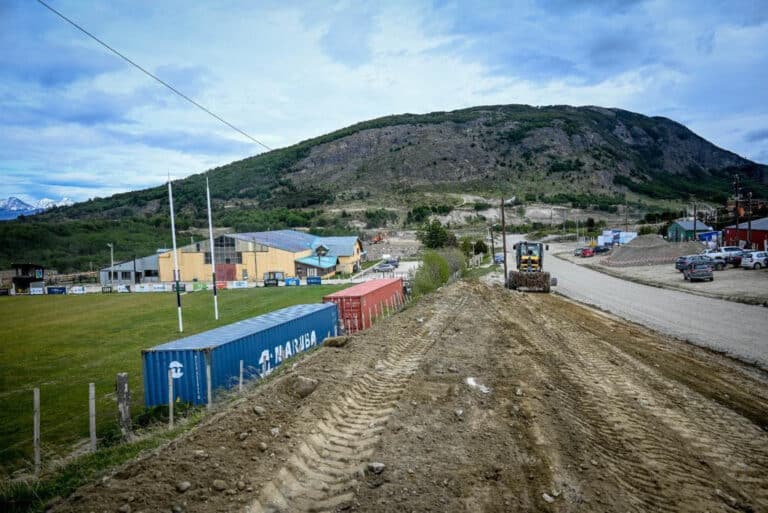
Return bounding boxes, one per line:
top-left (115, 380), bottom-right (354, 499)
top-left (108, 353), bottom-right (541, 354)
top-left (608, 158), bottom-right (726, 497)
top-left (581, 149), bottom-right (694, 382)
top-left (700, 247), bottom-right (744, 266)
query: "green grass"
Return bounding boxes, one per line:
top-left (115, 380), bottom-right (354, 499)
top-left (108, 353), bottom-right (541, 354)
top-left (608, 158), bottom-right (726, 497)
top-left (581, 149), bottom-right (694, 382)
top-left (0, 285), bottom-right (345, 477)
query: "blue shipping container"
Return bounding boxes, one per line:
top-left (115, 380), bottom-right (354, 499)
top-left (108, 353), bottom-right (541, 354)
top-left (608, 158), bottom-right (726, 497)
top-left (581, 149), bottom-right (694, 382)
top-left (142, 303), bottom-right (338, 407)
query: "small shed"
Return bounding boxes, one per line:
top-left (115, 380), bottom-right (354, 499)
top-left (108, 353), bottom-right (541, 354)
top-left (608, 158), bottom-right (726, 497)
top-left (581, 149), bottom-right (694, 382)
top-left (100, 253), bottom-right (160, 286)
top-left (294, 255), bottom-right (338, 279)
top-left (11, 263), bottom-right (45, 294)
top-left (667, 219), bottom-right (714, 242)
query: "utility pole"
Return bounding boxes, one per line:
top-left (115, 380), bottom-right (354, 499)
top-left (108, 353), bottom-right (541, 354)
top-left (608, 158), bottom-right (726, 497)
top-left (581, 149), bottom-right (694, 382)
top-left (733, 175), bottom-right (741, 245)
top-left (747, 191), bottom-right (753, 249)
top-left (489, 226), bottom-right (495, 258)
top-left (500, 196), bottom-right (508, 285)
top-left (693, 203), bottom-right (697, 242)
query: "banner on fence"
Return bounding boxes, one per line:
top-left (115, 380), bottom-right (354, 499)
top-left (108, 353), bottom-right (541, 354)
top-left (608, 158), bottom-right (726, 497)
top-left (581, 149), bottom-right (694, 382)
top-left (192, 282), bottom-right (208, 291)
top-left (307, 276), bottom-right (322, 285)
top-left (30, 287), bottom-right (45, 295)
top-left (285, 277), bottom-right (301, 286)
top-left (117, 284), bottom-right (131, 293)
top-left (70, 286), bottom-right (86, 294)
top-left (46, 286), bottom-right (67, 295)
top-left (228, 281), bottom-right (248, 289)
top-left (152, 284), bottom-right (166, 292)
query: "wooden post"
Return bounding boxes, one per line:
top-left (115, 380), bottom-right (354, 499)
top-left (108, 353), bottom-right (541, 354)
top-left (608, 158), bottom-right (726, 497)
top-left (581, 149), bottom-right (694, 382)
top-left (89, 382), bottom-right (96, 452)
top-left (168, 369), bottom-right (174, 429)
top-left (206, 355), bottom-right (212, 410)
top-left (239, 360), bottom-right (244, 392)
top-left (33, 387), bottom-right (40, 475)
top-left (116, 373), bottom-right (132, 442)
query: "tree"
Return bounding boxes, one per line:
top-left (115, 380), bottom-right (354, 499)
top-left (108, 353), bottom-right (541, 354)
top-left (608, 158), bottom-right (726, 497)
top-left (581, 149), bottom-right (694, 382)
top-left (474, 240), bottom-right (488, 255)
top-left (417, 220), bottom-right (455, 249)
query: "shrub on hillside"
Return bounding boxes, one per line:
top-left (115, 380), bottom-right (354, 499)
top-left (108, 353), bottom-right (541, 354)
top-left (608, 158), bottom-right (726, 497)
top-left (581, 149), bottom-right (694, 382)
top-left (413, 251), bottom-right (451, 296)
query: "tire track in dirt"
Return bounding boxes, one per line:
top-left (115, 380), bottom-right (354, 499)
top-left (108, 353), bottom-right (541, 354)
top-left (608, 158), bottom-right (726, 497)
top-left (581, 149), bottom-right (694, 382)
top-left (246, 290), bottom-right (470, 513)
top-left (487, 285), bottom-right (768, 512)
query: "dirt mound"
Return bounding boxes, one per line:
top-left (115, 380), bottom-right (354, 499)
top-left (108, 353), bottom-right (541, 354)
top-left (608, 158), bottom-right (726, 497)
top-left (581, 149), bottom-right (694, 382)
top-left (605, 235), bottom-right (703, 266)
top-left (51, 282), bottom-right (768, 513)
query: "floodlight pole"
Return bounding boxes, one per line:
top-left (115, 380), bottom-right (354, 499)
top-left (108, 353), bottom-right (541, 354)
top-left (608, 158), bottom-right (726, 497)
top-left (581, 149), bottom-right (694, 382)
top-left (206, 176), bottom-right (219, 320)
top-left (168, 180), bottom-right (183, 333)
top-left (107, 243), bottom-right (114, 288)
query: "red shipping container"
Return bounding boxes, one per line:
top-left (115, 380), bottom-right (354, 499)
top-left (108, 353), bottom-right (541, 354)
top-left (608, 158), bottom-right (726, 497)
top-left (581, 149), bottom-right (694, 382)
top-left (323, 278), bottom-right (404, 333)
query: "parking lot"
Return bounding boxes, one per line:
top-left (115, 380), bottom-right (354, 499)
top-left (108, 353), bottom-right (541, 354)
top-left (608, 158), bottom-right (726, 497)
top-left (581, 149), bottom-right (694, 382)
top-left (556, 246), bottom-right (768, 305)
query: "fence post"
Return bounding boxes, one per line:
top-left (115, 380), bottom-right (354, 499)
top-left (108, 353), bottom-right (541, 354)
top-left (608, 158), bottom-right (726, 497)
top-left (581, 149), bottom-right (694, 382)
top-left (168, 369), bottom-right (174, 429)
top-left (206, 355), bottom-right (212, 410)
top-left (369, 307), bottom-right (373, 325)
top-left (89, 382), bottom-right (96, 452)
top-left (116, 373), bottom-right (132, 441)
top-left (239, 360), bottom-right (244, 393)
top-left (33, 387), bottom-right (40, 475)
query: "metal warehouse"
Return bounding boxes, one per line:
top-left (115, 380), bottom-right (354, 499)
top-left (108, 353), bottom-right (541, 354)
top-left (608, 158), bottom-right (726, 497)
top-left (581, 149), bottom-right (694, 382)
top-left (142, 303), bottom-right (338, 407)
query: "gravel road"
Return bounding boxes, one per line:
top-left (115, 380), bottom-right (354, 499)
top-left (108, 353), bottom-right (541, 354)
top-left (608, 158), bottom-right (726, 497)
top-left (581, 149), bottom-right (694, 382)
top-left (542, 243), bottom-right (768, 368)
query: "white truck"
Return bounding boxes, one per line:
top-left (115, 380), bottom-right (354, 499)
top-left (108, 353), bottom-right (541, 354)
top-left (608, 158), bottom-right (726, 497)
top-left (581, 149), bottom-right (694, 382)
top-left (700, 246), bottom-right (743, 266)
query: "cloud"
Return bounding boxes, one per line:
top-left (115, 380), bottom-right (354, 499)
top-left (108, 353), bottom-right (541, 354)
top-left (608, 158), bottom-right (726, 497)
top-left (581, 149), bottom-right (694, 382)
top-left (1, 0), bottom-right (766, 204)
top-left (745, 129), bottom-right (768, 143)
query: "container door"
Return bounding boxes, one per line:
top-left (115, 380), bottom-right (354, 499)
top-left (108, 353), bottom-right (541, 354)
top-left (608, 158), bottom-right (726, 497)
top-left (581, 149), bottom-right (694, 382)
top-left (216, 264), bottom-right (236, 281)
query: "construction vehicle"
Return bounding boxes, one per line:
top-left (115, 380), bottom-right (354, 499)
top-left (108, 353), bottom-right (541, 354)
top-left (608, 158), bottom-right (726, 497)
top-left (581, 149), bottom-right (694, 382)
top-left (371, 231), bottom-right (387, 244)
top-left (506, 241), bottom-right (556, 292)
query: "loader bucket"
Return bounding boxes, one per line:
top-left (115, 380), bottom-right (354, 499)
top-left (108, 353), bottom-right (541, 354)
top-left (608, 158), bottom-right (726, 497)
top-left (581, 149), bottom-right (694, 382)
top-left (507, 271), bottom-right (552, 292)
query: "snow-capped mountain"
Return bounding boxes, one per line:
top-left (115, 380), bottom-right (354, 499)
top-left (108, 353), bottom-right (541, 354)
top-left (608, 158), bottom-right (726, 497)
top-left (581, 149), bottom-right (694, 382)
top-left (0, 196), bottom-right (74, 220)
top-left (35, 197), bottom-right (74, 209)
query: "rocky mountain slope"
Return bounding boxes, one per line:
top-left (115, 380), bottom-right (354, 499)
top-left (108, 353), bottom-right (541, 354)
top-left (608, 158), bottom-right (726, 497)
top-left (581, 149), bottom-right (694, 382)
top-left (3, 104), bottom-right (767, 271)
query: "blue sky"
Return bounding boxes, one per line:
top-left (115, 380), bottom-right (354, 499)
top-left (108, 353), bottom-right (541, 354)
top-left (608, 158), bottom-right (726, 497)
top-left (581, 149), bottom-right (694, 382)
top-left (1, 0), bottom-right (767, 204)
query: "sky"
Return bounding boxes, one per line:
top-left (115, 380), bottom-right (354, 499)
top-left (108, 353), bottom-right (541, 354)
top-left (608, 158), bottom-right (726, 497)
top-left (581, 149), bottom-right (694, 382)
top-left (1, 0), bottom-right (767, 204)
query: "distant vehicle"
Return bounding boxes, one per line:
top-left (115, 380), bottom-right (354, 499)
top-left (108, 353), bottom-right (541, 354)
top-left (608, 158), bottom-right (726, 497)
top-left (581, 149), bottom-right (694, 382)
top-left (580, 247), bottom-right (594, 257)
top-left (573, 247), bottom-right (583, 256)
top-left (494, 253), bottom-right (505, 264)
top-left (594, 246), bottom-right (611, 254)
top-left (703, 246), bottom-right (743, 264)
top-left (373, 263), bottom-right (395, 272)
top-left (676, 254), bottom-right (724, 272)
top-left (683, 262), bottom-right (714, 282)
top-left (741, 251), bottom-right (768, 269)
top-left (385, 258), bottom-right (399, 268)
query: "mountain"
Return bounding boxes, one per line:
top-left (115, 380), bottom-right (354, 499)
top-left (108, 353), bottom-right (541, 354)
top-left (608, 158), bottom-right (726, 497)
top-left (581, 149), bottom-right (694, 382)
top-left (0, 197), bottom-right (40, 220)
top-left (0, 197), bottom-right (75, 221)
top-left (2, 104), bottom-right (767, 272)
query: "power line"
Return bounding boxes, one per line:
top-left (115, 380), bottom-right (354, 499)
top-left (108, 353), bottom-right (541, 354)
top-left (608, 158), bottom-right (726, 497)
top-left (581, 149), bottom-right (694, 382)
top-left (36, 0), bottom-right (272, 151)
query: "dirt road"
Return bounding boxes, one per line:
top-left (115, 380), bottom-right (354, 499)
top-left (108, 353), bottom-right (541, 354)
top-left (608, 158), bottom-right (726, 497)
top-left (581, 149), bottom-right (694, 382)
top-left (54, 281), bottom-right (768, 513)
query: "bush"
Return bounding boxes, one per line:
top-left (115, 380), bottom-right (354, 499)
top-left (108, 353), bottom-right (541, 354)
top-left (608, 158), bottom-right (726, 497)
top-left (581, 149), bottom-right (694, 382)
top-left (474, 240), bottom-right (488, 254)
top-left (413, 251), bottom-right (451, 296)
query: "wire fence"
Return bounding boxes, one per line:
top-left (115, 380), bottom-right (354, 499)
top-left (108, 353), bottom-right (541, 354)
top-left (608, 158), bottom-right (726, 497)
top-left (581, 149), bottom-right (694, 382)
top-left (0, 293), bottom-right (412, 480)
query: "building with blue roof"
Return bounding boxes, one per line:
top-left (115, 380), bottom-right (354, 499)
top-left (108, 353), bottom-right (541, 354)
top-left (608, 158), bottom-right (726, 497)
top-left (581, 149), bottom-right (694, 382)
top-left (156, 230), bottom-right (363, 283)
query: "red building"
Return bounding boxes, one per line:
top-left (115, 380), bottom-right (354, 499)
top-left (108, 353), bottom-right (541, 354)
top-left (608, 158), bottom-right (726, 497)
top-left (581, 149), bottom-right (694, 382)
top-left (723, 217), bottom-right (768, 250)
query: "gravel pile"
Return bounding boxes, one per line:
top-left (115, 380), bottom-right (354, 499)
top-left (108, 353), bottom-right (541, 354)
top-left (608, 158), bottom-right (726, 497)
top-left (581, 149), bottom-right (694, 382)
top-left (604, 235), bottom-right (704, 267)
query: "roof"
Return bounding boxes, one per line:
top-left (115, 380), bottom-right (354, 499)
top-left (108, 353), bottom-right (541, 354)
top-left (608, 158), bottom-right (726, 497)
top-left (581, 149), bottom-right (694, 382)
top-left (295, 256), bottom-right (339, 269)
top-left (672, 220), bottom-right (714, 231)
top-left (724, 217), bottom-right (768, 231)
top-left (313, 236), bottom-right (361, 257)
top-left (229, 230), bottom-right (361, 256)
top-left (323, 278), bottom-right (402, 299)
top-left (145, 303), bottom-right (335, 352)
top-left (230, 230), bottom-right (316, 253)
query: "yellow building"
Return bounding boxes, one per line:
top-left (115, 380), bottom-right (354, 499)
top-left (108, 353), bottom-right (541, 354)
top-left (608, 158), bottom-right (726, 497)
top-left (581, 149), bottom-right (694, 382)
top-left (157, 230), bottom-right (363, 283)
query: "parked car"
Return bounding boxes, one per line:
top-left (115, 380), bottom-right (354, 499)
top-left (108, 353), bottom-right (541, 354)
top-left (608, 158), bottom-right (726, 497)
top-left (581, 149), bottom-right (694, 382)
top-left (573, 247), bottom-right (584, 256)
top-left (580, 247), bottom-right (594, 257)
top-left (594, 245), bottom-right (611, 254)
top-left (494, 253), bottom-right (505, 264)
top-left (385, 258), bottom-right (400, 268)
top-left (683, 262), bottom-right (714, 282)
top-left (741, 251), bottom-right (768, 269)
top-left (676, 254), bottom-right (724, 272)
top-left (373, 263), bottom-right (395, 273)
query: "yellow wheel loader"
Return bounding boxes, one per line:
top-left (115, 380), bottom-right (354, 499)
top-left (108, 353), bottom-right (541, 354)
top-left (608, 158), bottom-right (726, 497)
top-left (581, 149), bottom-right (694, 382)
top-left (506, 241), bottom-right (556, 292)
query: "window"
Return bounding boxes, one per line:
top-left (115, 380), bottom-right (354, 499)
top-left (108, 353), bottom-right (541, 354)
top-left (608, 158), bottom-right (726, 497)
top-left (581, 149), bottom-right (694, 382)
top-left (236, 252), bottom-right (243, 264)
top-left (144, 270), bottom-right (158, 277)
top-left (204, 252), bottom-right (211, 264)
top-left (121, 271), bottom-right (131, 280)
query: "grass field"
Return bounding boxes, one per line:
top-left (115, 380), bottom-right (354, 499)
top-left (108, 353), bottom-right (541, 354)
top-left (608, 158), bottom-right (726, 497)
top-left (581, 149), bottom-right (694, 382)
top-left (0, 285), bottom-right (345, 477)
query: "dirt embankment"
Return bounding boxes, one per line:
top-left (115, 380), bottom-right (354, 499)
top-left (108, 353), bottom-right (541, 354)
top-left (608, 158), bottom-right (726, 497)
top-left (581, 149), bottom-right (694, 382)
top-left (54, 282), bottom-right (768, 513)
